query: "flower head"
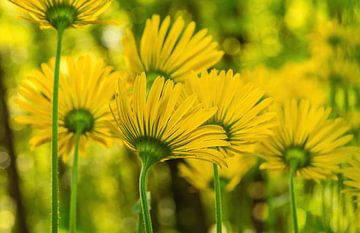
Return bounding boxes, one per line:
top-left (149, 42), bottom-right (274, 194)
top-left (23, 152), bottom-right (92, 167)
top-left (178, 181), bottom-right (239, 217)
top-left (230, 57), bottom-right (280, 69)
top-left (241, 63), bottom-right (327, 107)
top-left (325, 55), bottom-right (360, 87)
top-left (184, 69), bottom-right (276, 156)
top-left (259, 99), bottom-right (356, 180)
top-left (9, 0), bottom-right (112, 29)
top-left (16, 55), bottom-right (119, 159)
top-left (308, 20), bottom-right (349, 61)
top-left (123, 14), bottom-right (223, 84)
top-left (179, 155), bottom-right (257, 191)
top-left (111, 74), bottom-right (229, 167)
top-left (343, 155), bottom-right (360, 197)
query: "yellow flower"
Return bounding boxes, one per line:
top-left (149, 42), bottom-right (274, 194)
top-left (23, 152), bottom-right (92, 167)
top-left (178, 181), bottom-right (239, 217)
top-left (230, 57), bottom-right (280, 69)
top-left (308, 20), bottom-right (350, 61)
top-left (344, 111), bottom-right (360, 132)
top-left (325, 55), bottom-right (360, 87)
top-left (241, 63), bottom-right (327, 107)
top-left (259, 99), bottom-right (355, 180)
top-left (16, 55), bottom-right (119, 159)
top-left (343, 155), bottom-right (360, 196)
top-left (9, 0), bottom-right (112, 29)
top-left (123, 14), bottom-right (223, 83)
top-left (308, 20), bottom-right (360, 88)
top-left (111, 74), bottom-right (229, 166)
top-left (179, 155), bottom-right (257, 191)
top-left (184, 69), bottom-right (276, 156)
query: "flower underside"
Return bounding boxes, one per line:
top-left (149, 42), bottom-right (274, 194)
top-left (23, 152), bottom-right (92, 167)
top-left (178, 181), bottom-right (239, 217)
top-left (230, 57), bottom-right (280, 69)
top-left (64, 108), bottom-right (94, 134)
top-left (45, 4), bottom-right (77, 29)
top-left (208, 120), bottom-right (232, 140)
top-left (136, 137), bottom-right (172, 165)
top-left (284, 146), bottom-right (311, 171)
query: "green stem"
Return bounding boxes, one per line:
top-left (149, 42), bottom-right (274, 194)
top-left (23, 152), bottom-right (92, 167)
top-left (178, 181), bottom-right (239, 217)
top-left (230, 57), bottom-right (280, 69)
top-left (355, 87), bottom-right (360, 109)
top-left (213, 163), bottom-right (223, 233)
top-left (289, 171), bottom-right (299, 233)
top-left (69, 130), bottom-right (81, 233)
top-left (139, 161), bottom-right (153, 233)
top-left (51, 27), bottom-right (65, 233)
top-left (137, 212), bottom-right (144, 233)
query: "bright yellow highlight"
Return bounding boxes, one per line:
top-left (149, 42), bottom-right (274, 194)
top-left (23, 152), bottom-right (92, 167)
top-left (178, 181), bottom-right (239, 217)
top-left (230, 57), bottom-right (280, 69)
top-left (259, 99), bottom-right (355, 180)
top-left (184, 69), bottom-right (276, 156)
top-left (16, 55), bottom-right (119, 159)
top-left (179, 155), bottom-right (257, 191)
top-left (9, 0), bottom-right (112, 29)
top-left (123, 15), bottom-right (224, 83)
top-left (111, 74), bottom-right (229, 166)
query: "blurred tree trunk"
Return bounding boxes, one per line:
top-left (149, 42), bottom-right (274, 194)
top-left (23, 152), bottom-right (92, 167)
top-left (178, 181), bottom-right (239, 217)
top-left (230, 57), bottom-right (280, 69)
top-left (0, 56), bottom-right (30, 233)
top-left (168, 160), bottom-right (207, 233)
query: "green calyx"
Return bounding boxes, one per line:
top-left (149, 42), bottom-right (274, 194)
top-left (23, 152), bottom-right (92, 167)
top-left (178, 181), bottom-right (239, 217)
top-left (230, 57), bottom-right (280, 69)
top-left (64, 108), bottom-right (94, 134)
top-left (45, 4), bottom-right (77, 29)
top-left (136, 137), bottom-right (171, 167)
top-left (284, 147), bottom-right (310, 173)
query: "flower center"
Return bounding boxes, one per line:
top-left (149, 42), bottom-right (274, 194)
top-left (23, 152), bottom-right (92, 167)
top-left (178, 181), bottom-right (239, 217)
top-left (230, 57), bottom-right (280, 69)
top-left (208, 120), bottom-right (232, 141)
top-left (45, 4), bottom-right (77, 29)
top-left (136, 137), bottom-right (171, 166)
top-left (64, 108), bottom-right (94, 134)
top-left (146, 70), bottom-right (171, 89)
top-left (327, 34), bottom-right (342, 48)
top-left (284, 147), bottom-right (310, 172)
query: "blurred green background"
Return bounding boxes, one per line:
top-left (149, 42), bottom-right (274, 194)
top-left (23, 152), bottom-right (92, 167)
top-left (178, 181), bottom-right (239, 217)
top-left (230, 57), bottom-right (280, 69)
top-left (0, 0), bottom-right (360, 232)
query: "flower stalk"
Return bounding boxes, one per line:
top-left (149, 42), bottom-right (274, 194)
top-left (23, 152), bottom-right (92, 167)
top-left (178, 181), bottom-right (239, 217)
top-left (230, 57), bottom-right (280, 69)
top-left (139, 157), bottom-right (153, 233)
top-left (213, 163), bottom-right (223, 233)
top-left (69, 129), bottom-right (82, 233)
top-left (289, 162), bottom-right (299, 233)
top-left (51, 24), bottom-right (65, 233)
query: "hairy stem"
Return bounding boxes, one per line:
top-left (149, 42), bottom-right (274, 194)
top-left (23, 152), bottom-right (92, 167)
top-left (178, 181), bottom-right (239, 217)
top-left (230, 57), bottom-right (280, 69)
top-left (51, 26), bottom-right (65, 233)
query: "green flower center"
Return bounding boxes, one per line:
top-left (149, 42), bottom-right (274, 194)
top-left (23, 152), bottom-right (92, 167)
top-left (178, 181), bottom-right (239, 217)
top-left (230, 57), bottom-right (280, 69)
top-left (284, 147), bottom-right (310, 172)
top-left (45, 4), bottom-right (77, 29)
top-left (64, 108), bottom-right (94, 134)
top-left (146, 70), bottom-right (171, 89)
top-left (208, 120), bottom-right (232, 141)
top-left (136, 137), bottom-right (171, 166)
top-left (327, 34), bottom-right (343, 48)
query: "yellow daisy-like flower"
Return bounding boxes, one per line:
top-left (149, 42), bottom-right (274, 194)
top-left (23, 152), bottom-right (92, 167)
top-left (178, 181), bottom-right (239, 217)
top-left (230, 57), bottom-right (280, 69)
top-left (123, 14), bottom-right (224, 84)
top-left (9, 0), bottom-right (112, 29)
top-left (184, 69), bottom-right (276, 156)
top-left (344, 111), bottom-right (360, 133)
top-left (179, 155), bottom-right (257, 192)
top-left (325, 55), bottom-right (360, 87)
top-left (241, 62), bottom-right (327, 107)
top-left (16, 55), bottom-right (119, 159)
top-left (343, 155), bottom-right (360, 197)
top-left (308, 20), bottom-right (349, 61)
top-left (258, 99), bottom-right (355, 180)
top-left (111, 74), bottom-right (229, 167)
